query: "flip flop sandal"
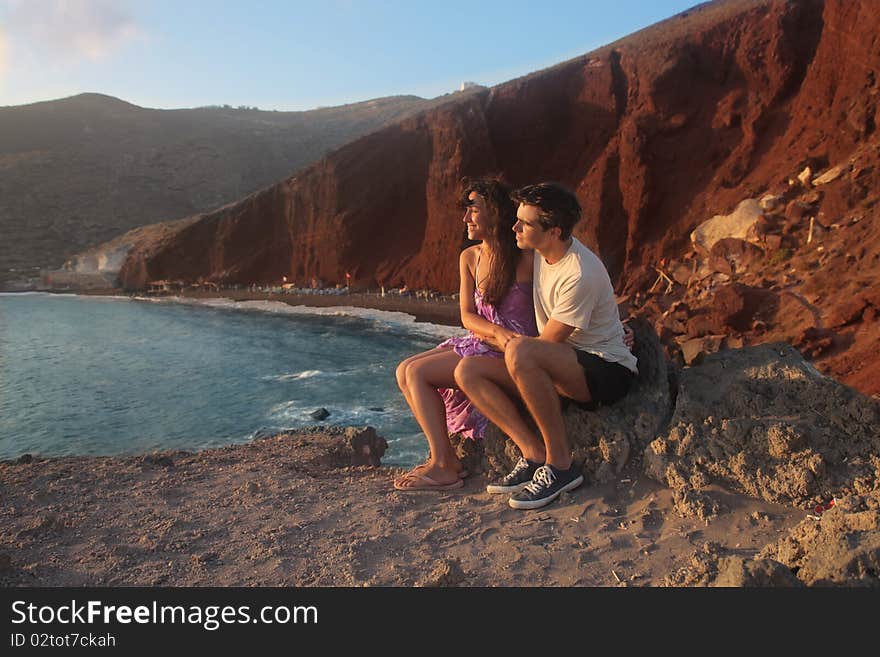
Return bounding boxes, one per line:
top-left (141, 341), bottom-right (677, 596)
top-left (395, 464), bottom-right (468, 482)
top-left (393, 462), bottom-right (429, 483)
top-left (393, 473), bottom-right (465, 491)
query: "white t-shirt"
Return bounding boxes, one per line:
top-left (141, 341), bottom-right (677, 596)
top-left (533, 237), bottom-right (638, 374)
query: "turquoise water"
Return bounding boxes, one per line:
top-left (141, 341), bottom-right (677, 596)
top-left (0, 293), bottom-right (462, 466)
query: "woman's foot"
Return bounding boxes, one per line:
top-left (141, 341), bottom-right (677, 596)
top-left (392, 461), bottom-right (430, 486)
top-left (394, 463), bottom-right (465, 491)
top-left (393, 461), bottom-right (464, 488)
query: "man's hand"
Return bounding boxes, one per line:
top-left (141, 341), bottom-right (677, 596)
top-left (493, 325), bottom-right (521, 352)
top-left (623, 321), bottom-right (635, 351)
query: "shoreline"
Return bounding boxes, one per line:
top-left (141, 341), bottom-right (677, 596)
top-left (28, 287), bottom-right (463, 328)
top-left (1, 288), bottom-right (462, 467)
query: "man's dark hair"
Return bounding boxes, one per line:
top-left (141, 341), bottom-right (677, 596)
top-left (511, 182), bottom-right (581, 241)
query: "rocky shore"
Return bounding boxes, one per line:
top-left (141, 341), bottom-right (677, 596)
top-left (2, 322), bottom-right (878, 587)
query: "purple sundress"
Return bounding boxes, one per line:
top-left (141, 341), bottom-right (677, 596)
top-left (436, 252), bottom-right (538, 439)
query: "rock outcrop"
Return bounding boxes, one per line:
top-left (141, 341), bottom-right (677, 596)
top-left (644, 343), bottom-right (880, 516)
top-left (757, 490), bottom-right (880, 586)
top-left (476, 318), bottom-right (671, 483)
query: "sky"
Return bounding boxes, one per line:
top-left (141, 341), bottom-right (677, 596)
top-left (0, 0), bottom-right (700, 111)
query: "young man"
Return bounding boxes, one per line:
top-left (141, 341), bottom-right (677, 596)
top-left (454, 182), bottom-right (637, 510)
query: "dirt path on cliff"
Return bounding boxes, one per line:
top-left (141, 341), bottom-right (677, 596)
top-left (0, 432), bottom-right (805, 587)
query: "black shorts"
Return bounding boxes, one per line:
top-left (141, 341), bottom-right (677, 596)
top-left (563, 350), bottom-right (635, 411)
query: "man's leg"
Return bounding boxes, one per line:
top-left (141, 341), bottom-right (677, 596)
top-left (453, 356), bottom-right (545, 463)
top-left (503, 337), bottom-right (590, 469)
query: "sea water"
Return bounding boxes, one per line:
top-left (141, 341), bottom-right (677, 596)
top-left (0, 293), bottom-right (465, 466)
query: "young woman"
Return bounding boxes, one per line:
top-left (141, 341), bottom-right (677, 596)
top-left (393, 178), bottom-right (537, 490)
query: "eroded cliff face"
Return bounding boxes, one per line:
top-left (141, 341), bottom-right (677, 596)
top-left (115, 0), bottom-right (880, 394)
top-left (119, 0), bottom-right (876, 291)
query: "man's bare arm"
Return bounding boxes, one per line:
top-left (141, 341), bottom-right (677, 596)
top-left (538, 318), bottom-right (576, 344)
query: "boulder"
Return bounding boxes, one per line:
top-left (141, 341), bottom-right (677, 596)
top-left (685, 313), bottom-right (716, 338)
top-left (758, 491), bottom-right (880, 586)
top-left (670, 262), bottom-right (694, 286)
top-left (764, 234), bottom-right (783, 250)
top-left (711, 557), bottom-right (802, 587)
top-left (826, 294), bottom-right (870, 328)
top-left (784, 200), bottom-right (811, 224)
top-left (481, 318), bottom-right (671, 484)
top-left (759, 194), bottom-right (785, 213)
top-left (709, 283), bottom-right (775, 333)
top-left (679, 335), bottom-right (724, 366)
top-left (795, 326), bottom-right (835, 359)
top-left (708, 238), bottom-right (765, 275)
top-left (797, 166), bottom-right (812, 188)
top-left (310, 408), bottom-right (330, 421)
top-left (343, 427), bottom-right (388, 467)
top-left (301, 426), bottom-right (388, 468)
top-left (690, 199), bottom-right (763, 254)
top-left (801, 189), bottom-right (823, 206)
top-left (812, 165), bottom-right (847, 186)
top-left (644, 343), bottom-right (880, 514)
top-left (747, 214), bottom-right (778, 242)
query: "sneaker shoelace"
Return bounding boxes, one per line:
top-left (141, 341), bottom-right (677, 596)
top-left (521, 465), bottom-right (555, 495)
top-left (503, 457), bottom-right (531, 483)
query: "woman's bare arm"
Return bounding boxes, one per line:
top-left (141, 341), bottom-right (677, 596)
top-left (458, 248), bottom-right (507, 347)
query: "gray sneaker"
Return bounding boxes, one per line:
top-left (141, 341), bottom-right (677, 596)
top-left (508, 463), bottom-right (584, 510)
top-left (486, 457), bottom-right (542, 494)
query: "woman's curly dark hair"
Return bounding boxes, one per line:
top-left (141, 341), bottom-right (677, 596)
top-left (459, 177), bottom-right (519, 308)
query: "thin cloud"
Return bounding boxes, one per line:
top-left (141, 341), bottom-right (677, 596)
top-left (6, 0), bottom-right (143, 61)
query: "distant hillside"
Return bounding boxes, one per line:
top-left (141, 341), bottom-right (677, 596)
top-left (0, 92), bottom-right (438, 280)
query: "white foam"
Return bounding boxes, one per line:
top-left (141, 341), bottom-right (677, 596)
top-left (133, 295), bottom-right (465, 341)
top-left (269, 400), bottom-right (303, 415)
top-left (265, 370), bottom-right (323, 382)
top-left (9, 292), bottom-right (465, 340)
top-left (0, 292), bottom-right (131, 302)
top-left (268, 400), bottom-right (397, 426)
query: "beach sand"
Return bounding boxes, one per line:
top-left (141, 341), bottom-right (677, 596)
top-left (0, 430), bottom-right (812, 587)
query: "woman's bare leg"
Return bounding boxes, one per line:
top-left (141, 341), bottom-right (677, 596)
top-left (395, 347), bottom-right (452, 415)
top-left (394, 348), bottom-right (464, 486)
top-left (394, 348), bottom-right (454, 478)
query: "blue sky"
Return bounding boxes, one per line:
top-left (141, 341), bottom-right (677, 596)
top-left (1, 0), bottom-right (699, 111)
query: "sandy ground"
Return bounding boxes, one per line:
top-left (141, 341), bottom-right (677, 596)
top-left (0, 431), bottom-right (806, 587)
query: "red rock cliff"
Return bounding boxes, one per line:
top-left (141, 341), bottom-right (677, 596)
top-left (115, 0), bottom-right (880, 397)
top-left (119, 0), bottom-right (877, 294)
